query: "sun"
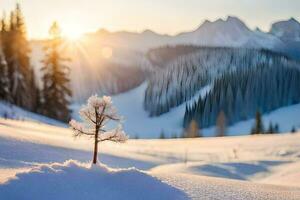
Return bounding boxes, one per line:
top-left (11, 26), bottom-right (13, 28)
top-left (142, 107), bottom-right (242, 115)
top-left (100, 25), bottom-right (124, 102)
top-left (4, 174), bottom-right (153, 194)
top-left (63, 25), bottom-right (84, 40)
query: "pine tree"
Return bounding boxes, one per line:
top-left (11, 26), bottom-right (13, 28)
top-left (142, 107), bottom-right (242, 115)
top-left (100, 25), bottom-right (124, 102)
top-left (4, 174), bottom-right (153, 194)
top-left (0, 53), bottom-right (9, 100)
top-left (291, 126), bottom-right (296, 133)
top-left (8, 4), bottom-right (35, 109)
top-left (185, 120), bottom-right (200, 138)
top-left (274, 123), bottom-right (280, 133)
top-left (216, 111), bottom-right (226, 137)
top-left (267, 122), bottom-right (274, 134)
top-left (252, 111), bottom-right (264, 134)
top-left (160, 130), bottom-right (166, 139)
top-left (0, 15), bottom-right (10, 101)
top-left (41, 22), bottom-right (72, 122)
top-left (0, 13), bottom-right (13, 102)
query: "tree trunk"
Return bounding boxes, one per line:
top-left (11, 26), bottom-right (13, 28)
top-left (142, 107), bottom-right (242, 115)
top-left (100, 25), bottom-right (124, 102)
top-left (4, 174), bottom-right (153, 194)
top-left (93, 125), bottom-right (99, 164)
top-left (92, 138), bottom-right (98, 164)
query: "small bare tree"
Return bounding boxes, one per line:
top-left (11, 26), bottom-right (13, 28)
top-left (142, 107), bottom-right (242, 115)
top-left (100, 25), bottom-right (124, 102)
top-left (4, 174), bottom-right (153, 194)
top-left (69, 95), bottom-right (128, 164)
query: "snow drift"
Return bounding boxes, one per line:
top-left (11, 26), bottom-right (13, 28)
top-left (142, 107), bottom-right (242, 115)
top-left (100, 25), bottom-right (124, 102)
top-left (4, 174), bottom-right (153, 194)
top-left (0, 160), bottom-right (187, 200)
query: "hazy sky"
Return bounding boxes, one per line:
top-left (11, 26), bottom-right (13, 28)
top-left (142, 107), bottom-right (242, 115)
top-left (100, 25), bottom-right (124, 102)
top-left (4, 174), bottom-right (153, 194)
top-left (2, 0), bottom-right (300, 39)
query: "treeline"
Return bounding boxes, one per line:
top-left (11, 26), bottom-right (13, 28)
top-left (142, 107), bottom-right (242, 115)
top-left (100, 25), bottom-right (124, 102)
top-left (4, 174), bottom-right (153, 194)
top-left (144, 46), bottom-right (291, 117)
top-left (0, 4), bottom-right (71, 122)
top-left (183, 63), bottom-right (300, 129)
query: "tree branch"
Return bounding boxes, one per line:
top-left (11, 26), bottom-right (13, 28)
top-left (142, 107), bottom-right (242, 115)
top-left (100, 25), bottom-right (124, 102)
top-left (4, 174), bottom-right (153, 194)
top-left (104, 114), bottom-right (120, 121)
top-left (71, 127), bottom-right (94, 137)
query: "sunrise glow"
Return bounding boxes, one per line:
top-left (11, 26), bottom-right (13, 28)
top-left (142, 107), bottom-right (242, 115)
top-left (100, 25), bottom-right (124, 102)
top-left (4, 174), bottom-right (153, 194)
top-left (62, 24), bottom-right (84, 40)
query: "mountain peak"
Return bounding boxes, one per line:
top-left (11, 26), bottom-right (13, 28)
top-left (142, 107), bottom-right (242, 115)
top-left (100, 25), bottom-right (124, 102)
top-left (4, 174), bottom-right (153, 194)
top-left (226, 16), bottom-right (243, 23)
top-left (288, 17), bottom-right (298, 23)
top-left (142, 29), bottom-right (157, 35)
top-left (198, 16), bottom-right (247, 30)
top-left (270, 17), bottom-right (300, 40)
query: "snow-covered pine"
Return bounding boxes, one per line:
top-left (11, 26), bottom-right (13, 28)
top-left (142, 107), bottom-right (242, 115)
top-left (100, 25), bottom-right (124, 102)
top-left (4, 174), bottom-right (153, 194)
top-left (69, 95), bottom-right (128, 164)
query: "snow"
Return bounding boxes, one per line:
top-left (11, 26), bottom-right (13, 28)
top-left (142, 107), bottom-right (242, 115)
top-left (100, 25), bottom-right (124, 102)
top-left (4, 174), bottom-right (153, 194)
top-left (0, 89), bottom-right (300, 199)
top-left (202, 103), bottom-right (300, 136)
top-left (155, 173), bottom-right (300, 200)
top-left (0, 117), bottom-right (299, 199)
top-left (0, 101), bottom-right (65, 127)
top-left (0, 160), bottom-right (187, 200)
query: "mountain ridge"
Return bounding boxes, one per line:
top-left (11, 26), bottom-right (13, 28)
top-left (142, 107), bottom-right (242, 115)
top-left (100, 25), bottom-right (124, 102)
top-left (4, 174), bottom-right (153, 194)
top-left (82, 16), bottom-right (300, 59)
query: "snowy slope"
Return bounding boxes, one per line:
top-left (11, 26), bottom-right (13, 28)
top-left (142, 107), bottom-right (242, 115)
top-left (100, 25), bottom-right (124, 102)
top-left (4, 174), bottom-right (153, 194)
top-left (0, 160), bottom-right (187, 200)
top-left (0, 101), bottom-right (65, 127)
top-left (71, 83), bottom-right (300, 138)
top-left (155, 173), bottom-right (300, 200)
top-left (202, 103), bottom-right (300, 136)
top-left (0, 119), bottom-right (299, 199)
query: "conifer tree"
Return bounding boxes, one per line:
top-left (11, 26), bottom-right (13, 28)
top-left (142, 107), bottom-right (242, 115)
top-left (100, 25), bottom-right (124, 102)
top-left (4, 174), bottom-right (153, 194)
top-left (8, 4), bottom-right (34, 109)
top-left (41, 21), bottom-right (72, 122)
top-left (216, 111), bottom-right (226, 137)
top-left (267, 122), bottom-right (274, 134)
top-left (0, 53), bottom-right (9, 100)
top-left (291, 126), bottom-right (296, 133)
top-left (160, 130), bottom-right (166, 139)
top-left (252, 111), bottom-right (264, 134)
top-left (274, 123), bottom-right (280, 133)
top-left (185, 120), bottom-right (200, 138)
top-left (0, 15), bottom-right (10, 101)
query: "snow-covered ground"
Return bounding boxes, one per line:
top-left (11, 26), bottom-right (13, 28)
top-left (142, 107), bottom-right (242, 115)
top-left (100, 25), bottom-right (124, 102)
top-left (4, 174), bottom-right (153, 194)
top-left (73, 83), bottom-right (300, 139)
top-left (0, 160), bottom-right (187, 200)
top-left (0, 101), bottom-right (65, 127)
top-left (0, 116), bottom-right (299, 199)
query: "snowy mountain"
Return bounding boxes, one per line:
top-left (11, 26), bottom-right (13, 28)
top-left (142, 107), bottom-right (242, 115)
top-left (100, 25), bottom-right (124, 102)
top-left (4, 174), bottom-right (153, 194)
top-left (270, 18), bottom-right (300, 41)
top-left (175, 16), bottom-right (284, 49)
top-left (84, 16), bottom-right (286, 52)
top-left (270, 18), bottom-right (300, 59)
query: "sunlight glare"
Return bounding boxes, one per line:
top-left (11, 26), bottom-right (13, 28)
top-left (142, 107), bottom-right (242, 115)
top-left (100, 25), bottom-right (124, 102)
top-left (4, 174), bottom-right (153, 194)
top-left (63, 24), bottom-right (84, 40)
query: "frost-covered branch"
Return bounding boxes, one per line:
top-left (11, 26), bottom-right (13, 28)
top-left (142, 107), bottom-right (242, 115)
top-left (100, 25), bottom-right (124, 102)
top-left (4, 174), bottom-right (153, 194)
top-left (69, 95), bottom-right (129, 164)
top-left (98, 125), bottom-right (128, 143)
top-left (69, 119), bottom-right (94, 137)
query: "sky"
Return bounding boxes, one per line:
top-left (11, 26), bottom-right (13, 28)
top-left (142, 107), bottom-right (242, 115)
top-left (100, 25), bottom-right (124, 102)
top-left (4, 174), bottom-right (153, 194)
top-left (1, 0), bottom-right (300, 39)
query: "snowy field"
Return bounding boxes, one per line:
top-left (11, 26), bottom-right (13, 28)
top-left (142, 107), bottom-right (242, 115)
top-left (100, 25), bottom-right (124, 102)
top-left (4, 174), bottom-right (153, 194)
top-left (0, 116), bottom-right (299, 199)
